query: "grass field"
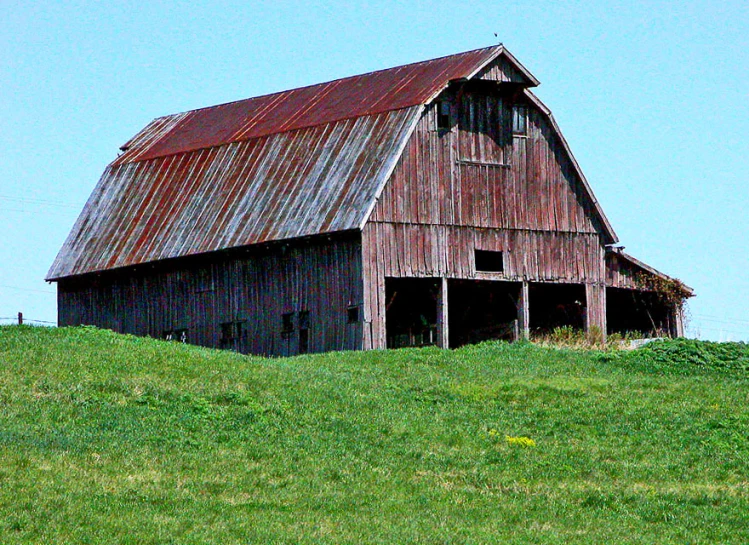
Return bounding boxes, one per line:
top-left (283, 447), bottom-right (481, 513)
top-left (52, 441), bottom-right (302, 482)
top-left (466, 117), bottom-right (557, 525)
top-left (1, 325), bottom-right (748, 544)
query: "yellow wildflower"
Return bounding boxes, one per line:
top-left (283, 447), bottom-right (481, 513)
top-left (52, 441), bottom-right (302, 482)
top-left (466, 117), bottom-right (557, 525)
top-left (505, 435), bottom-right (536, 447)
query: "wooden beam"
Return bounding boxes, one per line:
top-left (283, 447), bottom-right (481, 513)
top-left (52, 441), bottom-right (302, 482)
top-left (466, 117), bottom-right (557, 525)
top-left (517, 281), bottom-right (530, 340)
top-left (585, 283), bottom-right (606, 342)
top-left (672, 305), bottom-right (685, 338)
top-left (437, 277), bottom-right (449, 349)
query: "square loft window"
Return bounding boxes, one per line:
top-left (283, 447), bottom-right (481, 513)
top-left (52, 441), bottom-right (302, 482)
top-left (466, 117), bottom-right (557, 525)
top-left (475, 249), bottom-right (504, 273)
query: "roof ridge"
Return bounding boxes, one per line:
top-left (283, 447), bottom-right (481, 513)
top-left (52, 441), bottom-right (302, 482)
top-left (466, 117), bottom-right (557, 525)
top-left (156, 45), bottom-right (504, 120)
top-left (123, 45), bottom-right (513, 162)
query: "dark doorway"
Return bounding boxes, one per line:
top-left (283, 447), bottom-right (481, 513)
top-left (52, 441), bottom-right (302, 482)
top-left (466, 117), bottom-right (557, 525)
top-left (607, 287), bottom-right (674, 337)
top-left (529, 283), bottom-right (586, 334)
top-left (448, 280), bottom-right (521, 347)
top-left (385, 278), bottom-right (440, 348)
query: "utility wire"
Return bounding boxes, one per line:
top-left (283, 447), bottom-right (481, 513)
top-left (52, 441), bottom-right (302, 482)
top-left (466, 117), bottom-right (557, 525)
top-left (691, 326), bottom-right (749, 337)
top-left (0, 317), bottom-right (56, 325)
top-left (695, 317), bottom-right (749, 328)
top-left (694, 314), bottom-right (749, 326)
top-left (0, 195), bottom-right (82, 209)
top-left (0, 284), bottom-right (55, 294)
top-left (0, 207), bottom-right (77, 216)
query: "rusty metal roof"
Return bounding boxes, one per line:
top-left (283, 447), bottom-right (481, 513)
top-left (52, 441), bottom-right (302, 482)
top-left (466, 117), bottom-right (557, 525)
top-left (115, 45), bottom-right (520, 164)
top-left (48, 45), bottom-right (539, 280)
top-left (48, 108), bottom-right (420, 279)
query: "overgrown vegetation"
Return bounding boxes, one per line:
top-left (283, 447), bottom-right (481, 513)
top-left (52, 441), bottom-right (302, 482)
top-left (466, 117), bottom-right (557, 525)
top-left (634, 271), bottom-right (692, 310)
top-left (532, 325), bottom-right (636, 349)
top-left (1, 325), bottom-right (748, 544)
top-left (620, 337), bottom-right (749, 371)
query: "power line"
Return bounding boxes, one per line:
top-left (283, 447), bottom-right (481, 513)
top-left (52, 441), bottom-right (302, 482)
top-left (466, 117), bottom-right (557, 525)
top-left (0, 195), bottom-right (82, 209)
top-left (694, 317), bottom-right (749, 328)
top-left (0, 284), bottom-right (55, 294)
top-left (0, 207), bottom-right (77, 217)
top-left (0, 318), bottom-right (56, 325)
top-left (694, 314), bottom-right (749, 326)
top-left (691, 326), bottom-right (749, 337)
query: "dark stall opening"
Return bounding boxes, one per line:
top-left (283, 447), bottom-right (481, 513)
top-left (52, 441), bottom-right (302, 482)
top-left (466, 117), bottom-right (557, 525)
top-left (607, 287), bottom-right (674, 337)
top-left (529, 282), bottom-right (586, 334)
top-left (448, 280), bottom-right (521, 348)
top-left (385, 278), bottom-right (440, 349)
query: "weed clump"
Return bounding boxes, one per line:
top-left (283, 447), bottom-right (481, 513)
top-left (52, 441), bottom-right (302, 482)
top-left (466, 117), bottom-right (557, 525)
top-left (636, 338), bottom-right (749, 370)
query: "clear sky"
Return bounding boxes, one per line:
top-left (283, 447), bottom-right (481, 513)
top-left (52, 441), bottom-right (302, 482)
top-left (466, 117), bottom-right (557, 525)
top-left (1, 0), bottom-right (747, 340)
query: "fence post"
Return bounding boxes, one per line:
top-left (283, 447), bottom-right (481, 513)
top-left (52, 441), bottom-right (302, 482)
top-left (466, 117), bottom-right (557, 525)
top-left (18, 312), bottom-right (23, 325)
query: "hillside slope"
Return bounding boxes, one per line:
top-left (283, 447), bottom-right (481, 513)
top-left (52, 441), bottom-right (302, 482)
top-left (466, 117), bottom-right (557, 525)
top-left (0, 326), bottom-right (747, 544)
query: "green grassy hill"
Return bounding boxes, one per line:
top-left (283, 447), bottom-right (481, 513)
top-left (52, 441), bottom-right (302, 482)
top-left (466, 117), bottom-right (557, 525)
top-left (1, 326), bottom-right (748, 544)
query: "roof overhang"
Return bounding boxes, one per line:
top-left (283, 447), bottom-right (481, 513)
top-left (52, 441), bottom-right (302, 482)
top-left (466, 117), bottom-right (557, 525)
top-left (425, 45), bottom-right (540, 106)
top-left (607, 247), bottom-right (695, 297)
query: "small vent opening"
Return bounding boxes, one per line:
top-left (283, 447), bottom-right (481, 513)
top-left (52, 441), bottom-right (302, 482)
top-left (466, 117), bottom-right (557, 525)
top-left (475, 250), bottom-right (504, 273)
top-left (281, 312), bottom-right (294, 337)
top-left (512, 104), bottom-right (527, 135)
top-left (437, 101), bottom-right (451, 130)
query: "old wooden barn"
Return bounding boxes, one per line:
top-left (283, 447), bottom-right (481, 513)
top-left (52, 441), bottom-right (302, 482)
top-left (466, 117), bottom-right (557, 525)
top-left (47, 45), bottom-right (692, 355)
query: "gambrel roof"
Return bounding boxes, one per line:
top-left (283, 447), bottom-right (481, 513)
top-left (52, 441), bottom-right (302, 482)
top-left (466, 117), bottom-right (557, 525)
top-left (47, 45), bottom-right (615, 280)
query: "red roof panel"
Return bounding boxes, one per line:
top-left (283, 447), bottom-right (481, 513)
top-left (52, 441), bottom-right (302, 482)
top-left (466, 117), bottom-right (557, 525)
top-left (48, 46), bottom-right (547, 279)
top-left (120, 46), bottom-right (505, 163)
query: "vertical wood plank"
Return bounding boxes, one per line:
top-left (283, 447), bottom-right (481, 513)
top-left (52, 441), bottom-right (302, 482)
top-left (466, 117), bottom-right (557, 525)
top-left (518, 280), bottom-right (530, 340)
top-left (585, 283), bottom-right (607, 340)
top-left (436, 277), bottom-right (449, 349)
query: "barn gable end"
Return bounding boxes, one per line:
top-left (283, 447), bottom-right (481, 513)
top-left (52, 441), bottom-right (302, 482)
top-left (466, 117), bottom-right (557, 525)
top-left (367, 92), bottom-right (610, 236)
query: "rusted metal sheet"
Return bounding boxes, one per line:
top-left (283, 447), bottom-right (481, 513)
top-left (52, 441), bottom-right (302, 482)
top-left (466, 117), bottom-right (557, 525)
top-left (116, 46), bottom-right (521, 164)
top-left (48, 108), bottom-right (420, 279)
top-left (49, 46), bottom-right (545, 281)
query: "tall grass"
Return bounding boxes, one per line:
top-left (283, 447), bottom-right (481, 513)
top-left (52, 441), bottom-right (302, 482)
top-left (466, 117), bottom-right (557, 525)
top-left (1, 325), bottom-right (747, 544)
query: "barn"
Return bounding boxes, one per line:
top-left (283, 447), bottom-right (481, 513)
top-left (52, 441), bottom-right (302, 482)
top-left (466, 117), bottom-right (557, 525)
top-left (47, 45), bottom-right (692, 355)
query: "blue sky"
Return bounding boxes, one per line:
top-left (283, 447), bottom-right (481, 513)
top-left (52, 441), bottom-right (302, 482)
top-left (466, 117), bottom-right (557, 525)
top-left (1, 0), bottom-right (747, 340)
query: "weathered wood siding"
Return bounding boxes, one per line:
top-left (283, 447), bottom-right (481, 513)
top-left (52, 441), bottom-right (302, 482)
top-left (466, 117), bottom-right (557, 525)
top-left (362, 224), bottom-right (605, 348)
top-left (363, 88), bottom-right (608, 348)
top-left (474, 55), bottom-right (529, 83)
top-left (369, 92), bottom-right (604, 234)
top-left (364, 224), bottom-right (604, 281)
top-left (58, 234), bottom-right (363, 356)
top-left (605, 252), bottom-right (644, 290)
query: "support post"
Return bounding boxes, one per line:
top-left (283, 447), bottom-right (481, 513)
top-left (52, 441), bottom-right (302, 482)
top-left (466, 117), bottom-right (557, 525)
top-left (585, 283), bottom-right (607, 342)
top-left (17, 312), bottom-right (23, 325)
top-left (517, 281), bottom-right (530, 340)
top-left (436, 277), bottom-right (449, 349)
top-left (374, 277), bottom-right (387, 350)
top-left (672, 305), bottom-right (685, 338)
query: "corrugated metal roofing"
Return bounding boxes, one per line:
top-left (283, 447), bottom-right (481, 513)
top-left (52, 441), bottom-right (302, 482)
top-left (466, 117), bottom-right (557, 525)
top-left (50, 46), bottom-right (527, 280)
top-left (48, 107), bottom-right (421, 279)
top-left (116, 46), bottom-right (513, 163)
